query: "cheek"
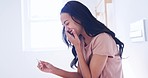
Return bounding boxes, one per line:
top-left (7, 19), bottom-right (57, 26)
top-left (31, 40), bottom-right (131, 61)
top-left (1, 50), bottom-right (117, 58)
top-left (75, 26), bottom-right (83, 35)
top-left (68, 22), bottom-right (82, 35)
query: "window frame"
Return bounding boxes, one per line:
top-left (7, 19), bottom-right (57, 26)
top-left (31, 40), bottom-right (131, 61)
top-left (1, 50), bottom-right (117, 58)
top-left (21, 0), bottom-right (68, 52)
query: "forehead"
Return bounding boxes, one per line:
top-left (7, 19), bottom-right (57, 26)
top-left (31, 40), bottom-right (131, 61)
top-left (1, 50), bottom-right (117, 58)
top-left (60, 13), bottom-right (71, 22)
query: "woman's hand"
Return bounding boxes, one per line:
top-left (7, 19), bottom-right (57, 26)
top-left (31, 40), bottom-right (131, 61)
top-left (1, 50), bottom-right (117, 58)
top-left (66, 29), bottom-right (81, 47)
top-left (37, 61), bottom-right (55, 73)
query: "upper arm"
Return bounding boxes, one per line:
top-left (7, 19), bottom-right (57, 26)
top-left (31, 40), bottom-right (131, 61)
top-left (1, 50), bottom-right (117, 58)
top-left (89, 33), bottom-right (114, 78)
top-left (89, 54), bottom-right (108, 78)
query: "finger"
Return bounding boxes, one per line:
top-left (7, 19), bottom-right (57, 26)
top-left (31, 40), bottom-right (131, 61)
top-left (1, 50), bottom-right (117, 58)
top-left (40, 61), bottom-right (49, 65)
top-left (65, 31), bottom-right (73, 39)
top-left (40, 61), bottom-right (45, 63)
top-left (37, 62), bottom-right (41, 67)
top-left (71, 29), bottom-right (78, 38)
top-left (37, 64), bottom-right (43, 70)
top-left (37, 61), bottom-right (44, 69)
top-left (40, 61), bottom-right (52, 68)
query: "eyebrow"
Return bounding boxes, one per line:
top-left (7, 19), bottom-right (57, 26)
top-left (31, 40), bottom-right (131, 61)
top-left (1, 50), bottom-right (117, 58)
top-left (63, 20), bottom-right (68, 25)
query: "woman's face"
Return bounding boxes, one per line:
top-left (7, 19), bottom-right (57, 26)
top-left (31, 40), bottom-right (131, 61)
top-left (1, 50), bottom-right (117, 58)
top-left (60, 13), bottom-right (83, 36)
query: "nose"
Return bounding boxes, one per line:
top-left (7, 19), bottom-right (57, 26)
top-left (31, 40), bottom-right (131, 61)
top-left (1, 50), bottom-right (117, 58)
top-left (65, 27), bottom-right (70, 31)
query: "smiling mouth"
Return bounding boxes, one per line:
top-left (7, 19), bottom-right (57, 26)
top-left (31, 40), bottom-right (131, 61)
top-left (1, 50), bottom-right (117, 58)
top-left (67, 29), bottom-right (74, 37)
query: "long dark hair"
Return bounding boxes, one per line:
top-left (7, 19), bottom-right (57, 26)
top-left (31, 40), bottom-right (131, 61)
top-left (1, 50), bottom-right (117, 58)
top-left (61, 1), bottom-right (124, 68)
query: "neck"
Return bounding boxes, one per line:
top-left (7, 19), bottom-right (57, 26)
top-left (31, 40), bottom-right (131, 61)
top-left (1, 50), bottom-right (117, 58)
top-left (81, 30), bottom-right (92, 46)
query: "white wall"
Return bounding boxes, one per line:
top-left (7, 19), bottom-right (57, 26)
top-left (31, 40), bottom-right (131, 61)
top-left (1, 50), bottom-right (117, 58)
top-left (114, 0), bottom-right (148, 78)
top-left (77, 0), bottom-right (98, 16)
top-left (0, 0), bottom-right (24, 77)
top-left (0, 0), bottom-right (74, 78)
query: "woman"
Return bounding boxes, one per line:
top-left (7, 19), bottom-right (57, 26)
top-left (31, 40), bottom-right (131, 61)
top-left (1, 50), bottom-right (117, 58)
top-left (37, 1), bottom-right (124, 78)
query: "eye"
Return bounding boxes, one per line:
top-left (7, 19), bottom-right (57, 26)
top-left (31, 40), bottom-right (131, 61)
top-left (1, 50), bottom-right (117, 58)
top-left (65, 22), bottom-right (69, 26)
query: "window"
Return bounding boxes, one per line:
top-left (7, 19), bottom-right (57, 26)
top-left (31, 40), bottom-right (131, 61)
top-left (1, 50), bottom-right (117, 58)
top-left (21, 0), bottom-right (67, 51)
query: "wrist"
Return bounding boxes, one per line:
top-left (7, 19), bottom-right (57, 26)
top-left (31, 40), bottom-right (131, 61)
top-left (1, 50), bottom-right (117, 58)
top-left (75, 45), bottom-right (83, 55)
top-left (49, 65), bottom-right (57, 74)
top-left (74, 42), bottom-right (81, 49)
